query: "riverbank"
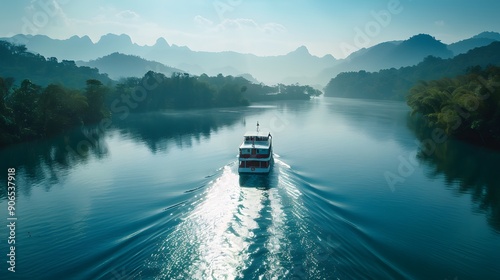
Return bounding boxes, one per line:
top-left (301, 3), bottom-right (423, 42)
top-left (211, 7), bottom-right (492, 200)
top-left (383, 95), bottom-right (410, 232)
top-left (407, 65), bottom-right (500, 149)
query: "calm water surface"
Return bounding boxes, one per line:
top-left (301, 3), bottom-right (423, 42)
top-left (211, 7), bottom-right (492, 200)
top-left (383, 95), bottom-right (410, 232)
top-left (1, 97), bottom-right (499, 279)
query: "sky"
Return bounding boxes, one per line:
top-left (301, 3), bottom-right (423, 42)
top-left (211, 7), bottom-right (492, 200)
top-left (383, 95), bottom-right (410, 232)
top-left (0, 0), bottom-right (499, 58)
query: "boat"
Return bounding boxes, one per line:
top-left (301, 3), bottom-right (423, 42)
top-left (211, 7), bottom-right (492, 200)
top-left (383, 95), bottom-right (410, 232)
top-left (238, 122), bottom-right (273, 174)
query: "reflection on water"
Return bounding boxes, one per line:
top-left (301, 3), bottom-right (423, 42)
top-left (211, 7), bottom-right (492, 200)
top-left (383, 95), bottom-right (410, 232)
top-left (0, 105), bottom-right (280, 200)
top-left (147, 159), bottom-right (331, 279)
top-left (2, 99), bottom-right (499, 279)
top-left (0, 126), bottom-right (108, 198)
top-left (114, 110), bottom-right (243, 153)
top-left (409, 117), bottom-right (500, 232)
top-left (325, 98), bottom-right (412, 145)
top-left (0, 110), bottom-right (243, 198)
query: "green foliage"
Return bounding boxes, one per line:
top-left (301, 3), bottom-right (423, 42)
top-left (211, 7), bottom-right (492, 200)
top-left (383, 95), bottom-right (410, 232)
top-left (84, 79), bottom-right (109, 122)
top-left (0, 39), bottom-right (322, 147)
top-left (407, 66), bottom-right (500, 147)
top-left (39, 84), bottom-right (88, 134)
top-left (0, 40), bottom-right (111, 89)
top-left (110, 71), bottom-right (320, 112)
top-left (8, 80), bottom-right (42, 138)
top-left (0, 78), bottom-right (104, 147)
top-left (240, 82), bottom-right (322, 102)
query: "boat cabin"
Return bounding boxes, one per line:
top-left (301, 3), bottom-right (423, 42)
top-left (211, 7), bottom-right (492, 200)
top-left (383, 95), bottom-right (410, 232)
top-left (238, 128), bottom-right (273, 173)
top-left (238, 122), bottom-right (273, 173)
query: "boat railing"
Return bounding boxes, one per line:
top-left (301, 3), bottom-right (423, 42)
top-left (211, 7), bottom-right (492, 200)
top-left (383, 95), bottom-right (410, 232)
top-left (244, 140), bottom-right (270, 145)
top-left (239, 153), bottom-right (271, 159)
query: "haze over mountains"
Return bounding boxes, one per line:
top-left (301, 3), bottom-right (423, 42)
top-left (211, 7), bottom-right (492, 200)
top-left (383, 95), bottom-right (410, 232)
top-left (79, 52), bottom-right (183, 81)
top-left (324, 41), bottom-right (500, 100)
top-left (2, 31), bottom-right (499, 87)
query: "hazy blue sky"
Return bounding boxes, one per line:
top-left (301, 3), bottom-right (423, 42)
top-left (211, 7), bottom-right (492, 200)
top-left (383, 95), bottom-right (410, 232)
top-left (1, 0), bottom-right (499, 58)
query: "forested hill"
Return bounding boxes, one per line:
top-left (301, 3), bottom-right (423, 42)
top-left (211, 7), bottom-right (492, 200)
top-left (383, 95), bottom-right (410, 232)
top-left (0, 40), bottom-right (112, 89)
top-left (0, 40), bottom-right (323, 147)
top-left (78, 52), bottom-right (183, 80)
top-left (324, 41), bottom-right (500, 100)
top-left (407, 66), bottom-right (500, 148)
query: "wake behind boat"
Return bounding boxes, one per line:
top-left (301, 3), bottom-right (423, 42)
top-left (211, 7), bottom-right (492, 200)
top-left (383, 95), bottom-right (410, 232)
top-left (238, 122), bottom-right (273, 174)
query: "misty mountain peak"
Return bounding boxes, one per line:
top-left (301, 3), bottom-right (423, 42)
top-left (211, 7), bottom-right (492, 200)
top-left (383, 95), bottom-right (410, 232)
top-left (449, 31), bottom-right (500, 55)
top-left (81, 35), bottom-right (93, 43)
top-left (98, 33), bottom-right (133, 45)
top-left (68, 35), bottom-right (93, 44)
top-left (405, 34), bottom-right (441, 45)
top-left (399, 33), bottom-right (450, 54)
top-left (322, 53), bottom-right (336, 60)
top-left (154, 37), bottom-right (170, 47)
top-left (472, 31), bottom-right (500, 41)
top-left (289, 45), bottom-right (310, 56)
top-left (395, 34), bottom-right (452, 60)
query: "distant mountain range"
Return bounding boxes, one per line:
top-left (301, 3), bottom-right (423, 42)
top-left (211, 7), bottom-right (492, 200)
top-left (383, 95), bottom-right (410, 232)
top-left (324, 41), bottom-right (500, 100)
top-left (77, 52), bottom-right (183, 80)
top-left (2, 33), bottom-right (337, 87)
top-left (2, 31), bottom-right (499, 87)
top-left (0, 40), bottom-right (112, 89)
top-left (316, 34), bottom-right (455, 85)
top-left (448, 31), bottom-right (500, 55)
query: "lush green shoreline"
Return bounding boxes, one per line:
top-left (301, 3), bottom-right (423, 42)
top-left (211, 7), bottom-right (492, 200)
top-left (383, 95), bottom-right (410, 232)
top-left (0, 78), bottom-right (108, 146)
top-left (407, 66), bottom-right (500, 148)
top-left (0, 74), bottom-right (321, 147)
top-left (0, 39), bottom-right (322, 147)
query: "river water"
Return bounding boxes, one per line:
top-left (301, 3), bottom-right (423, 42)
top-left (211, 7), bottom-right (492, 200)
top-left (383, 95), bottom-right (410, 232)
top-left (0, 97), bottom-right (499, 279)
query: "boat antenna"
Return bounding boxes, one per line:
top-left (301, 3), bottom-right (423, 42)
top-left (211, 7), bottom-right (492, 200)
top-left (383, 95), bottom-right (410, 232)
top-left (256, 121), bottom-right (260, 132)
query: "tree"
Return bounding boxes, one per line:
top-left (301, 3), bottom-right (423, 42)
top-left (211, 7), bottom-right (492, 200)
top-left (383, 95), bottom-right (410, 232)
top-left (39, 84), bottom-right (88, 135)
top-left (0, 77), bottom-right (14, 112)
top-left (8, 79), bottom-right (42, 137)
top-left (84, 79), bottom-right (109, 123)
top-left (215, 83), bottom-right (243, 107)
top-left (0, 77), bottom-right (17, 145)
top-left (407, 66), bottom-right (500, 147)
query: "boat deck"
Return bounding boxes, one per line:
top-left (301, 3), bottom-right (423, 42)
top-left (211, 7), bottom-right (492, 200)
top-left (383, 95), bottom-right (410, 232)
top-left (238, 123), bottom-right (273, 174)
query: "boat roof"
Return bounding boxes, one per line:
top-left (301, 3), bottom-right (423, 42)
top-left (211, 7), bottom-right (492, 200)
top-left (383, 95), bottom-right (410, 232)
top-left (240, 143), bottom-right (270, 149)
top-left (243, 130), bottom-right (271, 137)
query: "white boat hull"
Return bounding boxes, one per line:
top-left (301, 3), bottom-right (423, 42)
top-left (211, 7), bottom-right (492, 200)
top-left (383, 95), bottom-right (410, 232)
top-left (238, 124), bottom-right (273, 174)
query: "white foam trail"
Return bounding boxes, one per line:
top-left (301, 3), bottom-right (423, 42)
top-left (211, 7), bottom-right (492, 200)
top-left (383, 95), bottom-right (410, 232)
top-left (153, 166), bottom-right (266, 279)
top-left (150, 160), bottom-right (321, 279)
top-left (262, 186), bottom-right (291, 279)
